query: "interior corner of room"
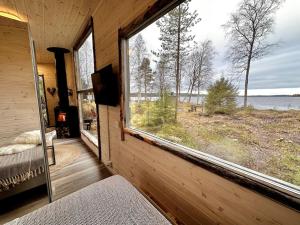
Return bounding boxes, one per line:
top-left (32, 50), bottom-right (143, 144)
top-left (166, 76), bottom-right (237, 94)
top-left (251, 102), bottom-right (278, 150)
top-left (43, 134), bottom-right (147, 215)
top-left (0, 0), bottom-right (299, 225)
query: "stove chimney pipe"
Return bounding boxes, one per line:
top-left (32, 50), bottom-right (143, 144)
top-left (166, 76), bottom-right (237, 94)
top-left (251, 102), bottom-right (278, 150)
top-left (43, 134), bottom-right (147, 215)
top-left (47, 47), bottom-right (70, 109)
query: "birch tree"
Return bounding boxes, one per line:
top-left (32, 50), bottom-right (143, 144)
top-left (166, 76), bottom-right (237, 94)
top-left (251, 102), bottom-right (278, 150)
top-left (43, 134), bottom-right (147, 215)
top-left (186, 40), bottom-right (215, 104)
top-left (224, 0), bottom-right (282, 107)
top-left (129, 34), bottom-right (147, 103)
top-left (152, 51), bottom-right (171, 98)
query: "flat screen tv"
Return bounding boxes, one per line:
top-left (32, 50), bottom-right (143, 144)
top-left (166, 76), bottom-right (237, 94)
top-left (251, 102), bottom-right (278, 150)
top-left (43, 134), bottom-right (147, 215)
top-left (91, 64), bottom-right (119, 106)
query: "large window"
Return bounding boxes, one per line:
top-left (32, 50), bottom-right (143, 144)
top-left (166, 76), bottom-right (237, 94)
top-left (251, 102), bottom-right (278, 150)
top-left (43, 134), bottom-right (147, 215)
top-left (124, 0), bottom-right (300, 194)
top-left (75, 32), bottom-right (97, 142)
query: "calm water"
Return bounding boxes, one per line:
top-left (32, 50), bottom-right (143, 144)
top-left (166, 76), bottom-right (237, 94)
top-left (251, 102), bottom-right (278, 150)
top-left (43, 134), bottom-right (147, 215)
top-left (185, 96), bottom-right (300, 110)
top-left (131, 96), bottom-right (300, 110)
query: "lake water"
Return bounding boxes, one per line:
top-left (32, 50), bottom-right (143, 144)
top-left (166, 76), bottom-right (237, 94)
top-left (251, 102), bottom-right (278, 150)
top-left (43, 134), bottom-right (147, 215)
top-left (185, 96), bottom-right (300, 110)
top-left (130, 96), bottom-right (300, 110)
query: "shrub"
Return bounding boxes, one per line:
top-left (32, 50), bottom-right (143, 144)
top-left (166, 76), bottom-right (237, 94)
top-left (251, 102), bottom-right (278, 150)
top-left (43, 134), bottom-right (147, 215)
top-left (205, 77), bottom-right (238, 115)
top-left (131, 91), bottom-right (175, 128)
top-left (152, 92), bottom-right (176, 125)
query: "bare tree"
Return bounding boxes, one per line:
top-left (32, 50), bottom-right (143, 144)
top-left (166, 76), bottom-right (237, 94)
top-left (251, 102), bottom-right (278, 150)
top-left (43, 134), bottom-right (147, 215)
top-left (186, 40), bottom-right (215, 104)
top-left (129, 34), bottom-right (147, 103)
top-left (78, 34), bottom-right (94, 89)
top-left (224, 0), bottom-right (282, 107)
top-left (153, 51), bottom-right (171, 98)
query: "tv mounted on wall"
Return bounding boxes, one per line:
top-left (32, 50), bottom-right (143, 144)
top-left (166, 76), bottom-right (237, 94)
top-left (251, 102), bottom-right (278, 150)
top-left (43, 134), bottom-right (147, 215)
top-left (91, 64), bottom-right (119, 106)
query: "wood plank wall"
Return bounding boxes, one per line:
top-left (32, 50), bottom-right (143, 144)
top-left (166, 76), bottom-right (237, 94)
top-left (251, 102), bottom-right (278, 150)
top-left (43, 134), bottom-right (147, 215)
top-left (37, 53), bottom-right (77, 126)
top-left (91, 0), bottom-right (300, 224)
top-left (0, 17), bottom-right (40, 146)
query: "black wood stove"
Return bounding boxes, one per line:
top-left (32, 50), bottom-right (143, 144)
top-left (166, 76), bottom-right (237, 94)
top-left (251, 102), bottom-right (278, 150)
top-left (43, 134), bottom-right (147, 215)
top-left (47, 47), bottom-right (80, 138)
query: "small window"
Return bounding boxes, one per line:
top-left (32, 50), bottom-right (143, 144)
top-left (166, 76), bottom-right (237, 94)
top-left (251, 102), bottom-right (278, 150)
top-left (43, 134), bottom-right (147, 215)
top-left (123, 0), bottom-right (300, 192)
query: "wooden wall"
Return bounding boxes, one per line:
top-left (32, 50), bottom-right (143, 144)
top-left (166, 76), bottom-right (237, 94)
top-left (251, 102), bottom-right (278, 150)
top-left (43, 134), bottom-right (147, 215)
top-left (90, 0), bottom-right (300, 224)
top-left (37, 53), bottom-right (77, 126)
top-left (0, 16), bottom-right (40, 146)
top-left (0, 0), bottom-right (100, 63)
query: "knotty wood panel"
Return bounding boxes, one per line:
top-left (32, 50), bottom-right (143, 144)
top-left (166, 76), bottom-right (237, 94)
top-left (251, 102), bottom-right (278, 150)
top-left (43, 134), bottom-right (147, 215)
top-left (91, 0), bottom-right (300, 224)
top-left (99, 105), bottom-right (110, 163)
top-left (0, 0), bottom-right (100, 63)
top-left (0, 16), bottom-right (40, 146)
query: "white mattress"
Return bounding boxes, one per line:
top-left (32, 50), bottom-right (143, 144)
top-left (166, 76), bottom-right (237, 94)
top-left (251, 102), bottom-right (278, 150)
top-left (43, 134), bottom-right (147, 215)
top-left (6, 175), bottom-right (171, 225)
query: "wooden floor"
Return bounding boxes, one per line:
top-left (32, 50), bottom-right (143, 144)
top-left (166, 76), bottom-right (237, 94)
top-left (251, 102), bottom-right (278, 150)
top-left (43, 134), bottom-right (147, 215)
top-left (50, 139), bottom-right (112, 201)
top-left (0, 138), bottom-right (111, 224)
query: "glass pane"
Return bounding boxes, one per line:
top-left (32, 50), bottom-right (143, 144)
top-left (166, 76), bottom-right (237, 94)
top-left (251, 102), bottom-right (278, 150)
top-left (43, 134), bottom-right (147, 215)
top-left (127, 0), bottom-right (300, 187)
top-left (80, 92), bottom-right (97, 138)
top-left (77, 33), bottom-right (95, 90)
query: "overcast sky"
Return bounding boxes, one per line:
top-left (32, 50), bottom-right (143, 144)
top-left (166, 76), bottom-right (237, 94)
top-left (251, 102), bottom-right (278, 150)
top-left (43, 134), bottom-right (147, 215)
top-left (134, 0), bottom-right (300, 95)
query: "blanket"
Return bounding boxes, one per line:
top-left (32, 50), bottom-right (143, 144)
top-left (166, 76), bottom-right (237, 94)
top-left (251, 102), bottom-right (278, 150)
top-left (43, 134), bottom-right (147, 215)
top-left (0, 145), bottom-right (44, 191)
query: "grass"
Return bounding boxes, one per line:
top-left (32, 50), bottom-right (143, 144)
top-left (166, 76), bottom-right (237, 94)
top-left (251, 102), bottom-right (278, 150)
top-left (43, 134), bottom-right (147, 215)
top-left (156, 123), bottom-right (198, 149)
top-left (268, 140), bottom-right (300, 185)
top-left (195, 124), bottom-right (252, 166)
top-left (130, 101), bottom-right (300, 186)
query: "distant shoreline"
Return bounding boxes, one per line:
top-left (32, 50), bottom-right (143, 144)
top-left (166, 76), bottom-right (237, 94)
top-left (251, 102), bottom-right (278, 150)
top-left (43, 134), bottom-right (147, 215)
top-left (130, 93), bottom-right (300, 97)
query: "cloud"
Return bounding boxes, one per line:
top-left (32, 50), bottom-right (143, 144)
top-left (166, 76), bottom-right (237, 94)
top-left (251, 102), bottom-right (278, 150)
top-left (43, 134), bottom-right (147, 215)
top-left (241, 45), bottom-right (300, 89)
top-left (132, 0), bottom-right (300, 95)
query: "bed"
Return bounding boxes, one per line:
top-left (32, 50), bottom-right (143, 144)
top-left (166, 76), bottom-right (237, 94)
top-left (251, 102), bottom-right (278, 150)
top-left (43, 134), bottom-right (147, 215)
top-left (5, 175), bottom-right (172, 225)
top-left (0, 130), bottom-right (56, 199)
top-left (0, 145), bottom-right (46, 199)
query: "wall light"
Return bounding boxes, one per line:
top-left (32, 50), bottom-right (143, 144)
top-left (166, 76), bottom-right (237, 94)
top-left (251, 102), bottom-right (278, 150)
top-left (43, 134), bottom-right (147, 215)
top-left (0, 11), bottom-right (22, 21)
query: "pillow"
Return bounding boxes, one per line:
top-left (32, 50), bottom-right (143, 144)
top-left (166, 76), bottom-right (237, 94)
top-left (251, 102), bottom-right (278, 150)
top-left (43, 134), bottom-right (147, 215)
top-left (45, 130), bottom-right (57, 146)
top-left (14, 130), bottom-right (42, 145)
top-left (0, 144), bottom-right (36, 156)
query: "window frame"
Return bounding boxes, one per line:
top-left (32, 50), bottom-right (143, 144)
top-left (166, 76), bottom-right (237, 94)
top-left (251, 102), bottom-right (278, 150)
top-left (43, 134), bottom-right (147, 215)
top-left (73, 17), bottom-right (101, 157)
top-left (119, 0), bottom-right (300, 210)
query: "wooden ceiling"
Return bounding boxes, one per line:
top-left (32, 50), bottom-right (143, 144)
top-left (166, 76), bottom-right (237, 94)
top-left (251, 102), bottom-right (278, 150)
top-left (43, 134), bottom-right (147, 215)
top-left (0, 0), bottom-right (100, 63)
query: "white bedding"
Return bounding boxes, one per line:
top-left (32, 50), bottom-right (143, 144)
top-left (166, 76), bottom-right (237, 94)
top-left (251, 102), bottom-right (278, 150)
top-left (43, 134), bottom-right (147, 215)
top-left (0, 144), bottom-right (37, 156)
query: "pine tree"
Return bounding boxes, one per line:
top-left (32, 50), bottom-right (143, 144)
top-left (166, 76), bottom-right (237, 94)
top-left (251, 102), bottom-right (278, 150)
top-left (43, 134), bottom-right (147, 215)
top-left (139, 57), bottom-right (154, 101)
top-left (205, 78), bottom-right (238, 115)
top-left (156, 0), bottom-right (200, 120)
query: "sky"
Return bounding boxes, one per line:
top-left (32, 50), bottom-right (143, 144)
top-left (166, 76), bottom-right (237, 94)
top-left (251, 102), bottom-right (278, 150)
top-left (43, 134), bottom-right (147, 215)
top-left (133, 0), bottom-right (300, 95)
